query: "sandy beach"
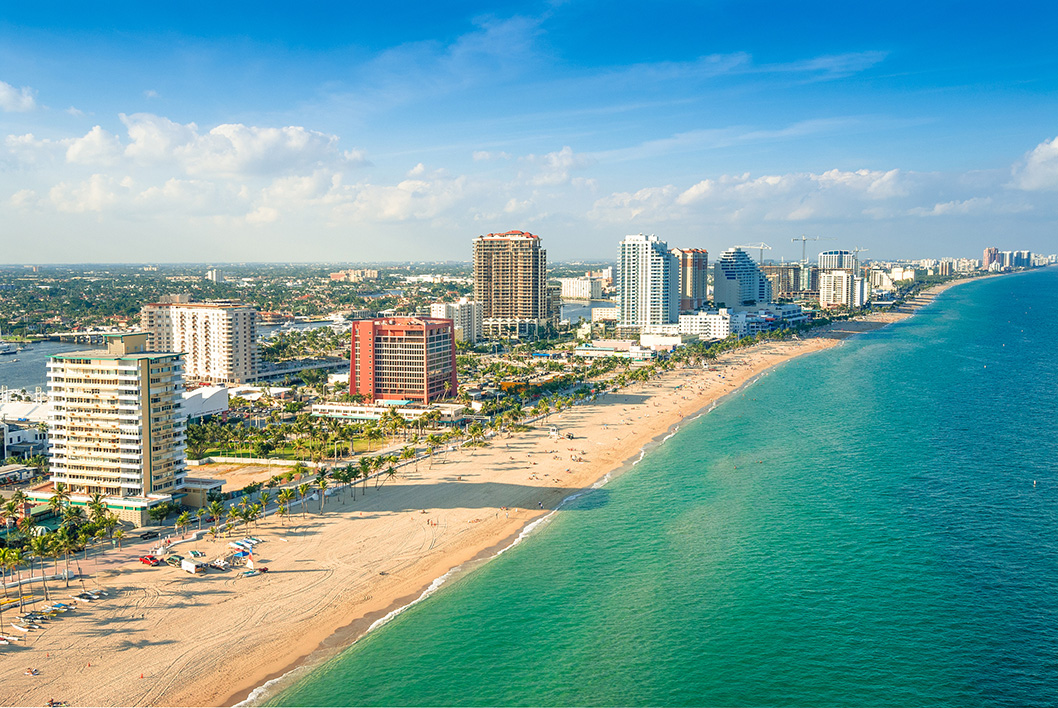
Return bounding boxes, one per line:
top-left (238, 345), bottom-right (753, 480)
top-left (0, 281), bottom-right (977, 707)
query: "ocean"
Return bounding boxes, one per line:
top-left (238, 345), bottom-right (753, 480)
top-left (270, 268), bottom-right (1057, 707)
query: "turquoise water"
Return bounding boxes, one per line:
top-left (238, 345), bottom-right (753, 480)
top-left (271, 269), bottom-right (1058, 707)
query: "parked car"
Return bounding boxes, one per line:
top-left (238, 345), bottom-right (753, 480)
top-left (139, 555), bottom-right (162, 566)
top-left (140, 531), bottom-right (159, 540)
top-left (164, 555), bottom-right (183, 567)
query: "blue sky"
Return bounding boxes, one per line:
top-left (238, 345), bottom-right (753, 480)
top-left (2, 1), bottom-right (1057, 263)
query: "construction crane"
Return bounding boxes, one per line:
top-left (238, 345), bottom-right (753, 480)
top-left (851, 246), bottom-right (869, 269)
top-left (791, 235), bottom-right (836, 264)
top-left (735, 242), bottom-right (772, 264)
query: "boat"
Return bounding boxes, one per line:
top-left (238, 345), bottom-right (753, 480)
top-left (0, 326), bottom-right (15, 355)
top-left (0, 634), bottom-right (23, 642)
top-left (9, 624), bottom-right (31, 632)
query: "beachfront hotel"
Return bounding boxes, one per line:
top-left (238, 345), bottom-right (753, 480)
top-left (40, 332), bottom-right (188, 523)
top-left (140, 295), bottom-right (260, 385)
top-left (713, 247), bottom-right (773, 312)
top-left (619, 234), bottom-right (679, 333)
top-left (350, 316), bottom-right (457, 404)
top-left (670, 247), bottom-right (709, 312)
top-left (472, 230), bottom-right (551, 338)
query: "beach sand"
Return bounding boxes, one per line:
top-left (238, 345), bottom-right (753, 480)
top-left (0, 284), bottom-right (970, 707)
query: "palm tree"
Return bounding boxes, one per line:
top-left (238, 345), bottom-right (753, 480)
top-left (0, 548), bottom-right (12, 600)
top-left (5, 548), bottom-right (26, 608)
top-left (358, 457), bottom-right (372, 495)
top-left (317, 478), bottom-right (329, 513)
top-left (176, 511), bottom-right (192, 536)
top-left (259, 492), bottom-right (272, 522)
top-left (62, 505), bottom-right (86, 529)
top-left (113, 529), bottom-right (125, 550)
top-left (277, 489), bottom-right (294, 521)
top-left (399, 445), bottom-right (415, 472)
top-left (426, 434), bottom-right (442, 468)
top-left (48, 482), bottom-right (70, 518)
top-left (28, 534), bottom-right (51, 602)
top-left (297, 483), bottom-right (311, 518)
top-left (196, 508), bottom-right (207, 530)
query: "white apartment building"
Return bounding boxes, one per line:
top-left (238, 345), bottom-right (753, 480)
top-left (890, 266), bottom-right (916, 282)
top-left (713, 247), bottom-right (772, 312)
top-left (819, 270), bottom-right (869, 308)
top-left (556, 277), bottom-right (603, 300)
top-left (140, 295), bottom-right (259, 384)
top-left (430, 298), bottom-right (483, 344)
top-left (43, 332), bottom-right (186, 524)
top-left (619, 234), bottom-right (678, 331)
top-left (818, 250), bottom-right (856, 271)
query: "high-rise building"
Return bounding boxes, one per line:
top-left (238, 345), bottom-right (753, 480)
top-left (982, 247), bottom-right (1000, 270)
top-left (350, 317), bottom-right (457, 403)
top-left (713, 248), bottom-right (773, 311)
top-left (205, 268), bottom-right (224, 283)
top-left (760, 264), bottom-right (804, 299)
top-left (472, 230), bottom-right (550, 338)
top-left (670, 248), bottom-right (709, 312)
top-left (619, 234), bottom-right (678, 331)
top-left (430, 299), bottom-right (482, 344)
top-left (819, 270), bottom-right (869, 308)
top-left (45, 332), bottom-right (187, 523)
top-left (818, 250), bottom-right (856, 271)
top-left (140, 296), bottom-right (260, 385)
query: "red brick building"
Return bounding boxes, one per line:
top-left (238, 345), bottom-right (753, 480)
top-left (350, 317), bottom-right (457, 403)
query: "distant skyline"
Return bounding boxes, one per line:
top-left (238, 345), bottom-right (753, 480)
top-left (2, 1), bottom-right (1057, 263)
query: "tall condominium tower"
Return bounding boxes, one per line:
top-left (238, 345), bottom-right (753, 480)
top-left (818, 250), bottom-right (856, 271)
top-left (350, 317), bottom-right (457, 403)
top-left (472, 230), bottom-right (550, 338)
top-left (819, 270), bottom-right (869, 308)
top-left (982, 247), bottom-right (1000, 269)
top-left (140, 295), bottom-right (259, 384)
top-left (45, 332), bottom-right (187, 523)
top-left (619, 234), bottom-right (678, 331)
top-left (670, 247), bottom-right (709, 312)
top-left (713, 247), bottom-right (773, 312)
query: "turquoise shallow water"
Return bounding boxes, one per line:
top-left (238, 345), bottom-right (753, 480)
top-left (270, 269), bottom-right (1058, 707)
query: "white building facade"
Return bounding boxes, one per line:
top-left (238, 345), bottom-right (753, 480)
top-left (45, 333), bottom-right (187, 522)
top-left (141, 296), bottom-right (260, 384)
top-left (619, 234), bottom-right (678, 331)
top-left (430, 298), bottom-right (483, 344)
top-left (556, 277), bottom-right (603, 300)
top-left (713, 248), bottom-right (772, 312)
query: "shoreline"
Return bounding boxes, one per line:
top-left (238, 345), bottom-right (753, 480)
top-left (2, 274), bottom-right (994, 708)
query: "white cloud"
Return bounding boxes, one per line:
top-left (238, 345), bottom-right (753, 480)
top-left (525, 146), bottom-right (595, 185)
top-left (9, 189), bottom-right (38, 208)
top-left (49, 174), bottom-right (125, 213)
top-left (334, 175), bottom-right (468, 222)
top-left (66, 106), bottom-right (85, 117)
top-left (66, 126), bottom-right (123, 166)
top-left (1011, 136), bottom-right (1058, 191)
top-left (0, 80), bottom-right (36, 112)
top-left (144, 89), bottom-right (159, 99)
top-left (473, 150), bottom-right (512, 161)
